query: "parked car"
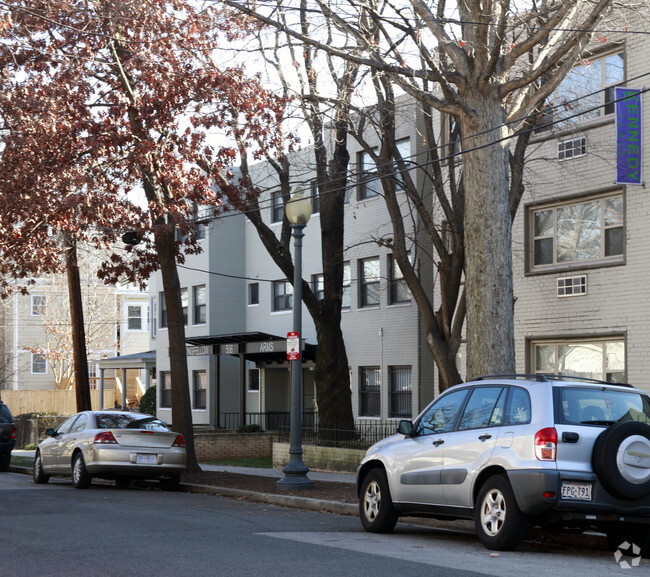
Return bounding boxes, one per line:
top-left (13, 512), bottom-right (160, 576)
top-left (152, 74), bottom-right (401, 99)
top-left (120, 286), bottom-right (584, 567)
top-left (356, 375), bottom-right (650, 555)
top-left (0, 401), bottom-right (16, 472)
top-left (33, 410), bottom-right (186, 490)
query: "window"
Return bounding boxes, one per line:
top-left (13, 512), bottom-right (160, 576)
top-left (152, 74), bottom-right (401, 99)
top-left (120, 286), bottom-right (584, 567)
top-left (310, 180), bottom-right (320, 214)
top-left (389, 366), bottom-right (412, 418)
top-left (312, 274), bottom-right (324, 301)
top-left (558, 136), bottom-right (587, 160)
top-left (160, 372), bottom-right (172, 408)
top-left (557, 275), bottom-right (587, 297)
top-left (31, 295), bottom-right (46, 316)
top-left (548, 51), bottom-right (624, 128)
top-left (248, 283), bottom-right (259, 306)
top-left (533, 338), bottom-right (625, 383)
top-left (273, 280), bottom-right (293, 312)
top-left (159, 293), bottom-right (167, 328)
top-left (448, 115), bottom-right (462, 155)
top-left (248, 369), bottom-right (260, 392)
top-left (193, 285), bottom-right (206, 324)
top-left (151, 297), bottom-right (157, 338)
top-left (342, 262), bottom-right (351, 309)
top-left (359, 257), bottom-right (380, 308)
top-left (458, 387), bottom-right (507, 430)
top-left (193, 204), bottom-right (212, 240)
top-left (358, 149), bottom-right (380, 200)
top-left (359, 367), bottom-right (381, 417)
top-left (70, 414), bottom-right (88, 434)
top-left (388, 255), bottom-right (410, 304)
top-left (505, 387), bottom-right (532, 426)
top-left (416, 389), bottom-right (469, 435)
top-left (531, 193), bottom-right (624, 270)
top-left (181, 288), bottom-right (188, 326)
top-left (193, 370), bottom-right (207, 410)
top-left (31, 353), bottom-right (47, 374)
top-left (127, 305), bottom-right (142, 330)
top-left (393, 138), bottom-right (411, 191)
top-left (271, 190), bottom-right (284, 223)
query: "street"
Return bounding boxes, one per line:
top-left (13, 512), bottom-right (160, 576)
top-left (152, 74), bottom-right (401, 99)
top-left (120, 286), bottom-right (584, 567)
top-left (1, 472), bottom-right (642, 577)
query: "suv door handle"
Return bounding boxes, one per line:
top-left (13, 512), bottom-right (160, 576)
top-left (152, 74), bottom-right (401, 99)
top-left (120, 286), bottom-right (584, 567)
top-left (432, 438), bottom-right (445, 446)
top-left (478, 433), bottom-right (492, 441)
top-left (562, 432), bottom-right (580, 443)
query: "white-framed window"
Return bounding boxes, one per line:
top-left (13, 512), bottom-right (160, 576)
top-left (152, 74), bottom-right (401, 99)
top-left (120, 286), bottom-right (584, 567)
top-left (192, 370), bottom-right (207, 410)
top-left (342, 262), bottom-right (351, 309)
top-left (193, 285), bottom-right (206, 325)
top-left (160, 371), bottom-right (172, 407)
top-left (181, 288), bottom-right (188, 326)
top-left (359, 367), bottom-right (381, 417)
top-left (557, 275), bottom-right (587, 297)
top-left (272, 280), bottom-right (293, 312)
top-left (127, 305), bottom-right (143, 330)
top-left (532, 337), bottom-right (625, 383)
top-left (31, 353), bottom-right (47, 374)
top-left (31, 295), bottom-right (46, 316)
top-left (388, 254), bottom-right (410, 304)
top-left (248, 283), bottom-right (259, 306)
top-left (557, 136), bottom-right (587, 160)
top-left (151, 297), bottom-right (157, 338)
top-left (159, 292), bottom-right (167, 328)
top-left (358, 148), bottom-right (380, 200)
top-left (546, 50), bottom-right (624, 129)
top-left (394, 138), bottom-right (411, 192)
top-left (193, 203), bottom-right (212, 240)
top-left (248, 369), bottom-right (260, 392)
top-left (271, 190), bottom-right (284, 223)
top-left (312, 274), bottom-right (324, 301)
top-left (389, 366), bottom-right (412, 418)
top-left (530, 192), bottom-right (624, 271)
top-left (359, 257), bottom-right (380, 308)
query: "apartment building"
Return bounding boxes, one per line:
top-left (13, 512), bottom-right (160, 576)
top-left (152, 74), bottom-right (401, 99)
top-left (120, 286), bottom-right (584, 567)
top-left (512, 15), bottom-right (649, 391)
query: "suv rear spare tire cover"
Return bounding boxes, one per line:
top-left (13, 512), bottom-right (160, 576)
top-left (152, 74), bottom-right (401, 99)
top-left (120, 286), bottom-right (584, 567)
top-left (592, 421), bottom-right (650, 501)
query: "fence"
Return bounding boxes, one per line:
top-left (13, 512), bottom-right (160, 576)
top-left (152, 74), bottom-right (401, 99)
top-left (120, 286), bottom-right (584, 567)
top-left (219, 411), bottom-right (317, 431)
top-left (2, 390), bottom-right (102, 416)
top-left (278, 420), bottom-right (399, 450)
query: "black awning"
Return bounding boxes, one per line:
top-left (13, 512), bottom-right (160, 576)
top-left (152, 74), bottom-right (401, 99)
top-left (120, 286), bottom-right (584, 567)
top-left (186, 331), bottom-right (316, 362)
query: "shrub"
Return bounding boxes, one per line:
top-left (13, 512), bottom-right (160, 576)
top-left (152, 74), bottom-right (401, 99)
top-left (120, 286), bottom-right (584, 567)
top-left (237, 424), bottom-right (264, 433)
top-left (138, 386), bottom-right (157, 417)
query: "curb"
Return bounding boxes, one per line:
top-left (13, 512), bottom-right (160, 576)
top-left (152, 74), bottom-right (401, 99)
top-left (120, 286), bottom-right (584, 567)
top-left (9, 464), bottom-right (358, 516)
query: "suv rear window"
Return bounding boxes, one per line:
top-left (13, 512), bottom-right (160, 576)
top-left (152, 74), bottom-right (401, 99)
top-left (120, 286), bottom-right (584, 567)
top-left (556, 387), bottom-right (650, 425)
top-left (0, 403), bottom-right (12, 424)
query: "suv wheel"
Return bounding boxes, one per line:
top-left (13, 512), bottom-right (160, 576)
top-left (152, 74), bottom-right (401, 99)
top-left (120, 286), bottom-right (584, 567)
top-left (592, 422), bottom-right (650, 501)
top-left (0, 453), bottom-right (10, 472)
top-left (475, 475), bottom-right (528, 551)
top-left (359, 468), bottom-right (398, 533)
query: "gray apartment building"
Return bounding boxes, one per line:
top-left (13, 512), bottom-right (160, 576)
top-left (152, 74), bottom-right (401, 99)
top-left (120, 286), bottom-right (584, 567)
top-left (149, 9), bottom-right (650, 429)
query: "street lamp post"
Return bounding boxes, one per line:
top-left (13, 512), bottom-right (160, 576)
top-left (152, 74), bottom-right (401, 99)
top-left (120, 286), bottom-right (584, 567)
top-left (278, 190), bottom-right (314, 490)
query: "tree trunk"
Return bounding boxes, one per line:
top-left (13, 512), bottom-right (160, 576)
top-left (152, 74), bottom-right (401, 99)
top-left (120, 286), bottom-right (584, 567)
top-left (64, 233), bottom-right (92, 412)
top-left (154, 226), bottom-right (200, 473)
top-left (461, 95), bottom-right (515, 380)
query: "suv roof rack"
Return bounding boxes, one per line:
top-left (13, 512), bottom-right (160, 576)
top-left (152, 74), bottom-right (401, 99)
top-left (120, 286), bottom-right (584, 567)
top-left (542, 374), bottom-right (633, 388)
top-left (473, 374), bottom-right (548, 382)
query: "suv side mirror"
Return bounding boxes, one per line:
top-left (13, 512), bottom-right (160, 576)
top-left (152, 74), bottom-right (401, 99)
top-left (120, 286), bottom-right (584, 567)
top-left (398, 420), bottom-right (414, 436)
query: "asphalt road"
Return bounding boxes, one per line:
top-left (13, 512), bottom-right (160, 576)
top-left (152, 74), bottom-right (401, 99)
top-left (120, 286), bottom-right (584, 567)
top-left (1, 472), bottom-right (642, 577)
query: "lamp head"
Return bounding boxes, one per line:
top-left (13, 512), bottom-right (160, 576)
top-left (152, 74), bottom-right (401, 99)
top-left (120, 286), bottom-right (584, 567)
top-left (285, 189), bottom-right (312, 225)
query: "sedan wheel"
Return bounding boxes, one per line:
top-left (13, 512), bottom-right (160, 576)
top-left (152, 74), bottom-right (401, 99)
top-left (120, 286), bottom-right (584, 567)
top-left (72, 453), bottom-right (92, 489)
top-left (33, 451), bottom-right (50, 484)
top-left (475, 475), bottom-right (527, 551)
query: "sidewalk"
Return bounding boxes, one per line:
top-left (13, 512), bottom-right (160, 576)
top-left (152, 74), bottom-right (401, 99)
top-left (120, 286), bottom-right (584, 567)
top-left (201, 463), bottom-right (356, 484)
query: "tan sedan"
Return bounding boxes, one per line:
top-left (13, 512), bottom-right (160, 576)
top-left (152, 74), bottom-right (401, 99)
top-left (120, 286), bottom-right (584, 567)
top-left (33, 411), bottom-right (186, 490)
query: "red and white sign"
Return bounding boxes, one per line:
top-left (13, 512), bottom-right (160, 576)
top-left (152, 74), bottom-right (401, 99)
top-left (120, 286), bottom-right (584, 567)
top-left (287, 331), bottom-right (300, 361)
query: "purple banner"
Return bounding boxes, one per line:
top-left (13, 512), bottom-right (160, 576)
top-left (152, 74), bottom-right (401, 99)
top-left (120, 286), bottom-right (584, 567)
top-left (616, 87), bottom-right (642, 185)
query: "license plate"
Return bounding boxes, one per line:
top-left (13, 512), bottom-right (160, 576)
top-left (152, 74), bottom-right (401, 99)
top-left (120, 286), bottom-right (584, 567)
top-left (136, 454), bottom-right (157, 465)
top-left (561, 481), bottom-right (592, 501)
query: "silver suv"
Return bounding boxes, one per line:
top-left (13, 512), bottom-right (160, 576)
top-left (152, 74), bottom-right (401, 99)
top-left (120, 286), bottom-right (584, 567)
top-left (356, 375), bottom-right (650, 554)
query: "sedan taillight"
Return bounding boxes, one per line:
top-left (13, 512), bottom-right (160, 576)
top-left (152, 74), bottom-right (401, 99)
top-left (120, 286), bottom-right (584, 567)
top-left (94, 431), bottom-right (118, 444)
top-left (10, 425), bottom-right (16, 440)
top-left (173, 435), bottom-right (185, 448)
top-left (534, 427), bottom-right (557, 461)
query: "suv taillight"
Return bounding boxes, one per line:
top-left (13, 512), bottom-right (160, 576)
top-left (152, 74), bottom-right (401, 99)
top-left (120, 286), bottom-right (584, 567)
top-left (534, 428), bottom-right (557, 461)
top-left (173, 435), bottom-right (185, 448)
top-left (10, 425), bottom-right (16, 440)
top-left (94, 431), bottom-right (118, 444)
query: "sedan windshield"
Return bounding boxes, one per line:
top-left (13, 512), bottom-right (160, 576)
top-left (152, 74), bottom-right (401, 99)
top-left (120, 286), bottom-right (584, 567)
top-left (95, 413), bottom-right (170, 432)
top-left (557, 387), bottom-right (650, 425)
